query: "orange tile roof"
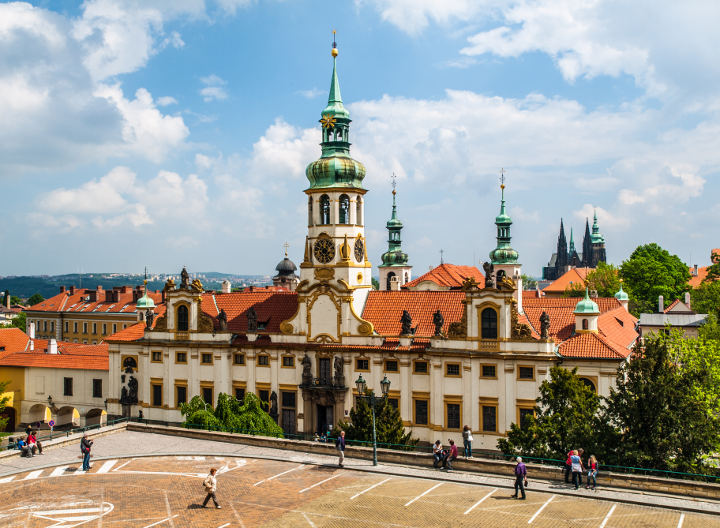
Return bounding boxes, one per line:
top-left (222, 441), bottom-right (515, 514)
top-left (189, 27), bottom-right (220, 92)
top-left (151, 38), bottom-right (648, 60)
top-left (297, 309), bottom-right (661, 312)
top-left (688, 267), bottom-right (709, 288)
top-left (557, 331), bottom-right (631, 359)
top-left (207, 291), bottom-right (298, 333)
top-left (597, 307), bottom-right (638, 349)
top-left (362, 290), bottom-right (465, 337)
top-left (0, 328), bottom-right (108, 370)
top-left (26, 288), bottom-right (163, 314)
top-left (523, 297), bottom-right (622, 342)
top-left (404, 263), bottom-right (485, 290)
top-left (542, 267), bottom-right (593, 294)
top-left (105, 304), bottom-right (167, 342)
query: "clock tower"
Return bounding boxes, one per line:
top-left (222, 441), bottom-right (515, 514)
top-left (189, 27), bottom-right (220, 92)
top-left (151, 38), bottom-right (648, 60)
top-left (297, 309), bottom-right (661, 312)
top-left (280, 35), bottom-right (374, 342)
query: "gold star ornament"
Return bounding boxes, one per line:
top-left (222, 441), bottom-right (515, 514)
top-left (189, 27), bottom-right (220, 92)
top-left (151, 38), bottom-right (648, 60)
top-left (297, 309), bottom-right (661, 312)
top-left (321, 114), bottom-right (336, 129)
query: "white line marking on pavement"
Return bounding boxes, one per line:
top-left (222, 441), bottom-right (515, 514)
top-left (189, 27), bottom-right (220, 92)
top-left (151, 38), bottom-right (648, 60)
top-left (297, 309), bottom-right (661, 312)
top-left (677, 513), bottom-right (685, 528)
top-left (229, 502), bottom-right (246, 528)
top-left (0, 475), bottom-right (16, 483)
top-left (96, 460), bottom-right (117, 474)
top-left (599, 504), bottom-right (616, 528)
top-left (528, 495), bottom-right (555, 524)
top-left (164, 491), bottom-right (175, 528)
top-left (253, 465), bottom-right (306, 486)
top-left (350, 478), bottom-right (392, 500)
top-left (302, 512), bottom-right (317, 528)
top-left (464, 488), bottom-right (498, 514)
top-left (112, 459), bottom-right (132, 472)
top-left (23, 470), bottom-right (43, 480)
top-left (141, 515), bottom-right (178, 528)
top-left (217, 523), bottom-right (231, 528)
top-left (298, 474), bottom-right (340, 493)
top-left (49, 465), bottom-right (70, 477)
top-left (404, 482), bottom-right (443, 507)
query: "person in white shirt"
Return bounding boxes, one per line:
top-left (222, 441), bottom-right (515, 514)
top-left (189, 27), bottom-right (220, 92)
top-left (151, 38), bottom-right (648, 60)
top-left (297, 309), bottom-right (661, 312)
top-left (202, 468), bottom-right (221, 509)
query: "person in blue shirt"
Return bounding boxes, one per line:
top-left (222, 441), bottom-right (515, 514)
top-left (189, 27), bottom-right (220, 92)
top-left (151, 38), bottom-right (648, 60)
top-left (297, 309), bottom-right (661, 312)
top-left (335, 430), bottom-right (346, 467)
top-left (512, 456), bottom-right (527, 499)
top-left (570, 449), bottom-right (585, 489)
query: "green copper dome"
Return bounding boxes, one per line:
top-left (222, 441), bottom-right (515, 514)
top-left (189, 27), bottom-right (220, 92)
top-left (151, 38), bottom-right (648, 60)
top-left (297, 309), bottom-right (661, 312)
top-left (490, 183), bottom-right (519, 265)
top-left (136, 284), bottom-right (155, 310)
top-left (381, 189), bottom-right (409, 267)
top-left (574, 288), bottom-right (600, 314)
top-left (614, 283), bottom-right (629, 302)
top-left (590, 210), bottom-right (605, 244)
top-left (305, 44), bottom-right (366, 191)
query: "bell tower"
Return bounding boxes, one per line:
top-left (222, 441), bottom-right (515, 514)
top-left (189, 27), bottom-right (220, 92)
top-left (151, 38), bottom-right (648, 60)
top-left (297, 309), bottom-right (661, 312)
top-left (280, 33), bottom-right (374, 342)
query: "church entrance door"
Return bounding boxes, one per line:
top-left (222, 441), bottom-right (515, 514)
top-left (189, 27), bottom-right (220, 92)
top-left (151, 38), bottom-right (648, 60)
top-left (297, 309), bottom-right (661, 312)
top-left (316, 404), bottom-right (333, 435)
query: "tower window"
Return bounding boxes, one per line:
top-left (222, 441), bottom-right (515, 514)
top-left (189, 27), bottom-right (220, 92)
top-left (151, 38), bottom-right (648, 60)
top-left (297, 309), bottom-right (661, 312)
top-left (320, 195), bottom-right (330, 224)
top-left (308, 196), bottom-right (313, 226)
top-left (356, 197), bottom-right (362, 225)
top-left (582, 319), bottom-right (589, 330)
top-left (339, 194), bottom-right (350, 224)
top-left (177, 305), bottom-right (189, 331)
top-left (481, 308), bottom-right (498, 339)
top-left (386, 272), bottom-right (396, 291)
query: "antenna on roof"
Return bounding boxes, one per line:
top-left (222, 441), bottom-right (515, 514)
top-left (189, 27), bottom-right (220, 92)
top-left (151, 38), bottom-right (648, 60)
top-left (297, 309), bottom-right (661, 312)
top-left (440, 249), bottom-right (444, 265)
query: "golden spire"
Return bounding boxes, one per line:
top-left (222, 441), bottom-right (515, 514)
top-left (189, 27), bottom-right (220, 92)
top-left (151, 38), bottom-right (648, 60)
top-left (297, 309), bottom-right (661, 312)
top-left (331, 29), bottom-right (338, 57)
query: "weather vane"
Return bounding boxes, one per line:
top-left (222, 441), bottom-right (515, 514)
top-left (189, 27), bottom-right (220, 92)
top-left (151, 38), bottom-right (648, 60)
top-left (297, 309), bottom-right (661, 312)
top-left (391, 173), bottom-right (397, 194)
top-left (283, 241), bottom-right (289, 257)
top-left (500, 168), bottom-right (506, 189)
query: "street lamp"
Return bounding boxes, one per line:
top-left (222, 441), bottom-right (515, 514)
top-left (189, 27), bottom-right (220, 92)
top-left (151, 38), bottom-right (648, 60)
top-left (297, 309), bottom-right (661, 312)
top-left (354, 374), bottom-right (391, 466)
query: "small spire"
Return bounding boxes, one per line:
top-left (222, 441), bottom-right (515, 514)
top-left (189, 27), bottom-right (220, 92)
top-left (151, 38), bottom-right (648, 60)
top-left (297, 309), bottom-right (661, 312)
top-left (283, 241), bottom-right (289, 258)
top-left (440, 249), bottom-right (444, 265)
top-left (391, 173), bottom-right (398, 219)
top-left (328, 30), bottom-right (342, 106)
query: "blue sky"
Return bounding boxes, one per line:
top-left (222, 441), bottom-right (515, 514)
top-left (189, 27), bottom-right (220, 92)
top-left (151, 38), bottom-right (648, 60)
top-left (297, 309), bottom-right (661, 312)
top-left (1, 0), bottom-right (719, 278)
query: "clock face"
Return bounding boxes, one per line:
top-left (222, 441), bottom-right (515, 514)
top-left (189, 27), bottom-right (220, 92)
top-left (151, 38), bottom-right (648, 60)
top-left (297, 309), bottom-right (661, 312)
top-left (314, 238), bottom-right (335, 263)
top-left (320, 115), bottom-right (336, 129)
top-left (354, 239), bottom-right (364, 262)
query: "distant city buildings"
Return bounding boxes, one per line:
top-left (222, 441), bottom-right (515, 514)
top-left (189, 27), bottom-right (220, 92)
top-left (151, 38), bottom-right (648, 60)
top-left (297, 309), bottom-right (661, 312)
top-left (543, 213), bottom-right (607, 281)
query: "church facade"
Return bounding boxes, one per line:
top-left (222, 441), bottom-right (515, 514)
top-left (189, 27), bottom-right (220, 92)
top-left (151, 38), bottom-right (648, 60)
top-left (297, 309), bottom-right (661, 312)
top-left (542, 215), bottom-right (607, 281)
top-left (106, 44), bottom-right (636, 449)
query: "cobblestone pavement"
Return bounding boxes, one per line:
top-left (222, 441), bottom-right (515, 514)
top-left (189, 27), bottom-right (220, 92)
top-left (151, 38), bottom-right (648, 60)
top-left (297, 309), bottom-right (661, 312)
top-left (1, 454), bottom-right (719, 528)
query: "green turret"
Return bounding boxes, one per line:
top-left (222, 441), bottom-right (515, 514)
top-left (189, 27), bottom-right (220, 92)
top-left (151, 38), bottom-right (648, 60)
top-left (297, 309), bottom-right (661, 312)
top-left (381, 188), bottom-right (409, 267)
top-left (591, 210), bottom-right (605, 244)
top-left (489, 182), bottom-right (519, 265)
top-left (305, 34), bottom-right (366, 190)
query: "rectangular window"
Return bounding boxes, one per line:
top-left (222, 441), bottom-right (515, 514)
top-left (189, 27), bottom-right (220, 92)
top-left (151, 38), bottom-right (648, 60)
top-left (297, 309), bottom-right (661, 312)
top-left (318, 357), bottom-right (331, 385)
top-left (281, 391), bottom-right (296, 409)
top-left (202, 386), bottom-right (213, 405)
top-left (388, 397), bottom-right (399, 409)
top-left (43, 321), bottom-right (47, 331)
top-left (355, 358), bottom-right (369, 371)
top-left (282, 356), bottom-right (295, 367)
top-left (446, 402), bottom-right (461, 430)
top-left (102, 324), bottom-right (107, 335)
top-left (384, 360), bottom-right (398, 372)
top-left (51, 321), bottom-right (55, 332)
top-left (151, 351), bottom-right (162, 362)
top-left (92, 379), bottom-right (102, 398)
top-left (201, 353), bottom-right (213, 364)
top-left (233, 353), bottom-right (245, 365)
top-left (176, 352), bottom-right (187, 363)
top-left (151, 383), bottom-right (162, 407)
top-left (413, 360), bottom-right (428, 374)
top-left (113, 323), bottom-right (117, 333)
top-left (445, 363), bottom-right (461, 377)
top-left (234, 387), bottom-right (245, 401)
top-left (518, 407), bottom-right (535, 429)
top-left (482, 405), bottom-right (497, 432)
top-left (74, 322), bottom-right (78, 333)
top-left (83, 322), bottom-right (88, 333)
top-left (258, 389), bottom-right (269, 404)
top-left (176, 385), bottom-right (187, 406)
top-left (92, 323), bottom-right (97, 334)
top-left (481, 364), bottom-right (497, 378)
top-left (64, 321), bottom-right (68, 333)
top-left (414, 399), bottom-right (428, 425)
top-left (518, 366), bottom-right (535, 380)
top-left (63, 377), bottom-right (73, 396)
top-left (257, 354), bottom-right (269, 366)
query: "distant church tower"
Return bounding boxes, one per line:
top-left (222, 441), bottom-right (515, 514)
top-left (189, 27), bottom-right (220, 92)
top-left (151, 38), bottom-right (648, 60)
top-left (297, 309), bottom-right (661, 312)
top-left (589, 210), bottom-right (607, 266)
top-left (544, 209), bottom-right (607, 280)
top-left (378, 182), bottom-right (411, 290)
top-left (489, 178), bottom-right (523, 313)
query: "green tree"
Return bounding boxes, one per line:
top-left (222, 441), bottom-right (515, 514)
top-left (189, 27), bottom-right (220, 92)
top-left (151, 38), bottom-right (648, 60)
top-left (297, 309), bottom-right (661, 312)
top-left (1, 312), bottom-right (26, 332)
top-left (619, 243), bottom-right (691, 315)
top-left (691, 280), bottom-right (720, 320)
top-left (180, 392), bottom-right (283, 437)
top-left (336, 391), bottom-right (416, 446)
top-left (563, 262), bottom-right (621, 298)
top-left (0, 381), bottom-right (10, 431)
top-left (602, 332), bottom-right (720, 472)
top-left (699, 314), bottom-right (720, 341)
top-left (27, 293), bottom-right (44, 306)
top-left (497, 367), bottom-right (602, 460)
top-left (522, 274), bottom-right (538, 290)
top-left (371, 277), bottom-right (380, 290)
top-left (704, 249), bottom-right (720, 283)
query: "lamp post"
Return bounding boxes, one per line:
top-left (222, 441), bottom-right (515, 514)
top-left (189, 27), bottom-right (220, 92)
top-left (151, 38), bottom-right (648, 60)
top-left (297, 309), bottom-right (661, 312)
top-left (354, 374), bottom-right (391, 466)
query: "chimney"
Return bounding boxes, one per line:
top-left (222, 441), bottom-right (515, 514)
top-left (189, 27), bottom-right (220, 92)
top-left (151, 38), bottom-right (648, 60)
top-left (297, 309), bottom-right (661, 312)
top-left (221, 280), bottom-right (231, 294)
top-left (29, 322), bottom-right (35, 351)
top-left (105, 290), bottom-right (113, 302)
top-left (390, 276), bottom-right (401, 291)
top-left (69, 286), bottom-right (76, 295)
top-left (161, 289), bottom-right (166, 304)
top-left (4, 291), bottom-right (9, 309)
top-left (685, 292), bottom-right (691, 309)
top-left (97, 285), bottom-right (104, 295)
top-left (590, 290), bottom-right (599, 298)
top-left (658, 295), bottom-right (664, 313)
top-left (48, 338), bottom-right (58, 355)
top-left (60, 286), bottom-right (66, 293)
top-left (693, 264), bottom-right (698, 277)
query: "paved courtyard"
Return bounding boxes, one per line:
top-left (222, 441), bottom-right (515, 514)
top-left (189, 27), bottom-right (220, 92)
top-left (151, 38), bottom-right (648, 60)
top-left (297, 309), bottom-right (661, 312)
top-left (1, 453), bottom-right (718, 528)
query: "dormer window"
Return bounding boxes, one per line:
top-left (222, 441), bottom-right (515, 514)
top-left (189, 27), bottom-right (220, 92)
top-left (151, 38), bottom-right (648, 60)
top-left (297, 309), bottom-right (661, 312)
top-left (177, 305), bottom-right (189, 331)
top-left (481, 308), bottom-right (498, 340)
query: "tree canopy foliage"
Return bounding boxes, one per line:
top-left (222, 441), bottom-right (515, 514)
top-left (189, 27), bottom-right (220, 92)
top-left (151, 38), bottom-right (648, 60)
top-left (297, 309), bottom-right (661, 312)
top-left (704, 250), bottom-right (720, 283)
top-left (691, 280), bottom-right (720, 320)
top-left (27, 293), bottom-right (44, 306)
top-left (0, 381), bottom-right (10, 431)
top-left (563, 262), bottom-right (621, 298)
top-left (180, 392), bottom-right (283, 437)
top-left (336, 391), bottom-right (416, 446)
top-left (1, 312), bottom-right (25, 332)
top-left (620, 243), bottom-right (690, 315)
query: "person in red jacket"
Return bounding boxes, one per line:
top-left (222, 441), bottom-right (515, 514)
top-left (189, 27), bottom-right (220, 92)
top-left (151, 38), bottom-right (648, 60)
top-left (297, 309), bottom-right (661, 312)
top-left (443, 439), bottom-right (458, 470)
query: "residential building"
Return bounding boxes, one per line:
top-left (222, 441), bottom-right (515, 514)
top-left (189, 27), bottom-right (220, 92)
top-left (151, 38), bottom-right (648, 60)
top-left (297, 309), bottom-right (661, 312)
top-left (638, 294), bottom-right (708, 339)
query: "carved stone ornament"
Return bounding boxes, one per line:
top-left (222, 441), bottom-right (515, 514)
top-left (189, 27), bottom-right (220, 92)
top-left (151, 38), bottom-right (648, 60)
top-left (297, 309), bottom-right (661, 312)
top-left (180, 267), bottom-right (190, 288)
top-left (198, 313), bottom-right (214, 333)
top-left (357, 321), bottom-right (373, 336)
top-left (279, 321), bottom-right (294, 335)
top-left (269, 391), bottom-right (279, 420)
top-left (145, 310), bottom-right (154, 329)
top-left (400, 310), bottom-right (413, 335)
top-left (314, 267), bottom-right (335, 281)
top-left (461, 276), bottom-right (480, 291)
top-left (333, 355), bottom-right (345, 387)
top-left (164, 277), bottom-right (176, 291)
top-left (301, 354), bottom-right (312, 386)
top-left (482, 262), bottom-right (495, 288)
top-left (153, 315), bottom-right (167, 331)
top-left (432, 310), bottom-right (444, 336)
top-left (447, 308), bottom-right (467, 338)
top-left (510, 299), bottom-right (534, 340)
top-left (191, 278), bottom-right (204, 293)
top-left (247, 307), bottom-right (258, 333)
top-left (540, 311), bottom-right (550, 340)
top-left (499, 274), bottom-right (517, 291)
top-left (217, 308), bottom-right (228, 331)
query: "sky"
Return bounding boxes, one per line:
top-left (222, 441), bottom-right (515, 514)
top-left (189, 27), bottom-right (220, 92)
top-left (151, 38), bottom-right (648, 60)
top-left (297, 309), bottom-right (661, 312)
top-left (1, 0), bottom-right (719, 279)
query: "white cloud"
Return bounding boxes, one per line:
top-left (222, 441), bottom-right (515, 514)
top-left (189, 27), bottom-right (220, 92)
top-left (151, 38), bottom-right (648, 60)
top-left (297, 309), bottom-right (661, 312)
top-left (200, 74), bottom-right (228, 102)
top-left (157, 96), bottom-right (178, 106)
top-left (297, 88), bottom-right (324, 99)
top-left (214, 0), bottom-right (256, 15)
top-left (355, 0), bottom-right (489, 35)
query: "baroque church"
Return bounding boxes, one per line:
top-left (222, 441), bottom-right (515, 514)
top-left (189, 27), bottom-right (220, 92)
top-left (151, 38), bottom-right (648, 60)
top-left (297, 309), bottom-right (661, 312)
top-left (542, 215), bottom-right (607, 281)
top-left (106, 42), bottom-right (637, 449)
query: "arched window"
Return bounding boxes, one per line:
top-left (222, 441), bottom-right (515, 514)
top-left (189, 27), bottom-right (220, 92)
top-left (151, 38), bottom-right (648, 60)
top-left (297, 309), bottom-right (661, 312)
top-left (339, 194), bottom-right (350, 224)
top-left (404, 272), bottom-right (408, 283)
top-left (356, 197), bottom-right (362, 225)
top-left (481, 308), bottom-right (498, 339)
top-left (320, 195), bottom-right (330, 224)
top-left (580, 378), bottom-right (596, 393)
top-left (582, 319), bottom-right (588, 330)
top-left (308, 196), bottom-right (313, 226)
top-left (177, 305), bottom-right (189, 331)
top-left (386, 272), bottom-right (396, 290)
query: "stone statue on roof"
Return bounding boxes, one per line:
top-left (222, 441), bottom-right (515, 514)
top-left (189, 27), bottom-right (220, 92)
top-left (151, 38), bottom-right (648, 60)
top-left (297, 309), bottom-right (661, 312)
top-left (483, 262), bottom-right (494, 288)
top-left (540, 311), bottom-right (550, 339)
top-left (218, 308), bottom-right (228, 331)
top-left (333, 355), bottom-right (345, 387)
top-left (164, 277), bottom-right (175, 291)
top-left (247, 307), bottom-right (258, 333)
top-left (145, 310), bottom-right (154, 329)
top-left (432, 310), bottom-right (444, 336)
top-left (180, 267), bottom-right (190, 287)
top-left (301, 354), bottom-right (312, 386)
top-left (401, 310), bottom-right (412, 335)
top-left (269, 391), bottom-right (278, 421)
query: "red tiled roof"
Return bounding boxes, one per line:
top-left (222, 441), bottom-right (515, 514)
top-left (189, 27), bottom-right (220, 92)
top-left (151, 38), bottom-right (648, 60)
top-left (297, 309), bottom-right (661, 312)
top-left (105, 304), bottom-right (167, 342)
top-left (688, 249), bottom-right (719, 288)
top-left (404, 263), bottom-right (485, 290)
top-left (208, 291), bottom-right (298, 333)
top-left (523, 297), bottom-right (623, 342)
top-left (542, 267), bottom-right (592, 294)
top-left (557, 331), bottom-right (631, 359)
top-left (0, 328), bottom-right (108, 369)
top-left (597, 307), bottom-right (638, 349)
top-left (26, 287), bottom-right (163, 314)
top-left (362, 290), bottom-right (465, 336)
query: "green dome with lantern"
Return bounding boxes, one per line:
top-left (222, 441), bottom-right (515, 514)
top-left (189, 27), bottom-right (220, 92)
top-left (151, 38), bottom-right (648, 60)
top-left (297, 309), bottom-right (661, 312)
top-left (574, 288), bottom-right (600, 314)
top-left (489, 181), bottom-right (519, 265)
top-left (614, 283), bottom-right (629, 302)
top-left (305, 37), bottom-right (366, 191)
top-left (381, 188), bottom-right (409, 266)
top-left (136, 283), bottom-right (155, 310)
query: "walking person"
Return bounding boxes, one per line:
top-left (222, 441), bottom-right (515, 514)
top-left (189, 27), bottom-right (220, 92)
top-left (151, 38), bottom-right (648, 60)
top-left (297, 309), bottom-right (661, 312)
top-left (335, 430), bottom-right (346, 468)
top-left (80, 433), bottom-right (93, 471)
top-left (564, 449), bottom-right (573, 483)
top-left (586, 455), bottom-right (598, 490)
top-left (462, 425), bottom-right (473, 458)
top-left (202, 468), bottom-right (221, 509)
top-left (512, 457), bottom-right (527, 500)
top-left (570, 450), bottom-right (584, 490)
